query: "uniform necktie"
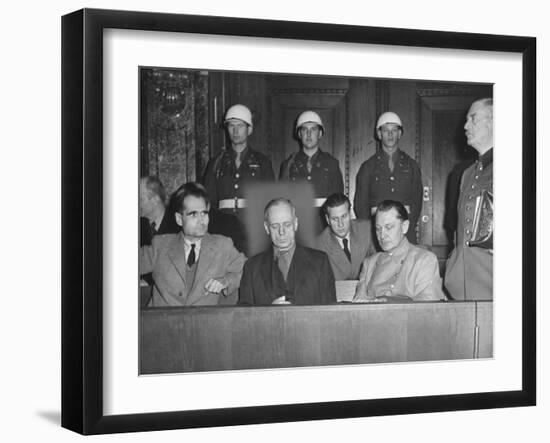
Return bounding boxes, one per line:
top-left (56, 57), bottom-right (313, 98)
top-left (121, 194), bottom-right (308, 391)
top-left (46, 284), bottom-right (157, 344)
top-left (187, 244), bottom-right (196, 267)
top-left (388, 153), bottom-right (395, 172)
top-left (235, 151), bottom-right (242, 169)
top-left (306, 156), bottom-right (313, 173)
top-left (343, 238), bottom-right (351, 262)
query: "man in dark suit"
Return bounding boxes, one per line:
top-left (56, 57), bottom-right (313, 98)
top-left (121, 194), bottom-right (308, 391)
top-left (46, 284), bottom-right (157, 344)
top-left (316, 193), bottom-right (376, 280)
top-left (140, 182), bottom-right (246, 307)
top-left (139, 176), bottom-right (179, 246)
top-left (238, 198), bottom-right (336, 306)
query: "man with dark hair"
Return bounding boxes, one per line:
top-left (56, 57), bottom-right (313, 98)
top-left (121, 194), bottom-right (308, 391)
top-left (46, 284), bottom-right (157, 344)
top-left (315, 193), bottom-right (375, 280)
top-left (203, 104), bottom-right (274, 254)
top-left (354, 111), bottom-right (423, 243)
top-left (353, 200), bottom-right (444, 303)
top-left (445, 98), bottom-right (493, 300)
top-left (139, 182), bottom-right (246, 306)
top-left (238, 198), bottom-right (336, 306)
top-left (139, 176), bottom-right (179, 246)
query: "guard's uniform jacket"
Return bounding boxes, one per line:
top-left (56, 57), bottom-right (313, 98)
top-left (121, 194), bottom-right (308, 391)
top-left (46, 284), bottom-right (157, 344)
top-left (280, 149), bottom-right (344, 200)
top-left (280, 149), bottom-right (344, 236)
top-left (354, 149), bottom-right (423, 243)
top-left (444, 149), bottom-right (493, 300)
top-left (203, 146), bottom-right (274, 254)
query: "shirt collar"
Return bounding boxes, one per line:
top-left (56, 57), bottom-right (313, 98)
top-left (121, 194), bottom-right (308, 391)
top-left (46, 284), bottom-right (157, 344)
top-left (479, 148), bottom-right (493, 169)
top-left (334, 232), bottom-right (350, 248)
top-left (383, 236), bottom-right (410, 261)
top-left (380, 148), bottom-right (400, 160)
top-left (230, 145), bottom-right (249, 159)
top-left (273, 243), bottom-right (296, 260)
top-left (182, 234), bottom-right (202, 250)
top-left (297, 148), bottom-right (320, 162)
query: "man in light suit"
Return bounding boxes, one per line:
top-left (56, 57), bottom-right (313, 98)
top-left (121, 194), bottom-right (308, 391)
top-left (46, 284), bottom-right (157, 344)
top-left (316, 193), bottom-right (376, 280)
top-left (139, 182), bottom-right (246, 307)
top-left (238, 198), bottom-right (336, 306)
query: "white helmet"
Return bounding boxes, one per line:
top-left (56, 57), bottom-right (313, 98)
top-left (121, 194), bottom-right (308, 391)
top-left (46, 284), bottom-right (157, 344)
top-left (224, 104), bottom-right (253, 128)
top-left (295, 110), bottom-right (325, 135)
top-left (376, 111), bottom-right (403, 130)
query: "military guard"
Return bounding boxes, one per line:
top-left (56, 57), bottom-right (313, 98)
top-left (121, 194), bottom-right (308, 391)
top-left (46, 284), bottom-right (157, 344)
top-left (203, 104), bottom-right (274, 255)
top-left (280, 110), bottom-right (344, 233)
top-left (354, 111), bottom-right (423, 243)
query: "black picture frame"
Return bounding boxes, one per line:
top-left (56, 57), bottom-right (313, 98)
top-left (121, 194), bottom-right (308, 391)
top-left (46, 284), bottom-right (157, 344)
top-left (61, 8), bottom-right (536, 435)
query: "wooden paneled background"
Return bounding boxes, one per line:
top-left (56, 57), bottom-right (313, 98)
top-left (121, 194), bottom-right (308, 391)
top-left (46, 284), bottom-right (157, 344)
top-left (140, 68), bottom-right (492, 264)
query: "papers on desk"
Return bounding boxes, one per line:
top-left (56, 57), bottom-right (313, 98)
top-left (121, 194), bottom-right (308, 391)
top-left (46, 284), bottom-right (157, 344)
top-left (335, 280), bottom-right (359, 303)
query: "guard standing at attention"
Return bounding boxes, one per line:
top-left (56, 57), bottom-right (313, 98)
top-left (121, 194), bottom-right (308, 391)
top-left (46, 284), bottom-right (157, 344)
top-left (353, 111), bottom-right (423, 243)
top-left (203, 104), bottom-right (274, 255)
top-left (280, 110), bottom-right (344, 233)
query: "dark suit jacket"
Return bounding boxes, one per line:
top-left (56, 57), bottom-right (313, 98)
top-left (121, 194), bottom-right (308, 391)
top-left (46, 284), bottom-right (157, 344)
top-left (140, 232), bottom-right (246, 306)
top-left (238, 244), bottom-right (336, 306)
top-left (315, 219), bottom-right (376, 280)
top-left (139, 209), bottom-right (180, 247)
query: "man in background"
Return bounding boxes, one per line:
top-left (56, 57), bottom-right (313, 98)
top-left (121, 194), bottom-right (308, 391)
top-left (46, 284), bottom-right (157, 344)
top-left (354, 111), bottom-right (423, 243)
top-left (139, 176), bottom-right (179, 246)
top-left (316, 192), bottom-right (375, 280)
top-left (280, 110), bottom-right (344, 234)
top-left (203, 104), bottom-right (274, 254)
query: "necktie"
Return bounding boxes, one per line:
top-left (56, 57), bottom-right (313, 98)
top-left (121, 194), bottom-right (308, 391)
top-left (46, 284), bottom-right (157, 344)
top-left (235, 151), bottom-right (242, 169)
top-left (388, 153), bottom-right (394, 172)
top-left (343, 238), bottom-right (351, 262)
top-left (306, 156), bottom-right (313, 173)
top-left (187, 244), bottom-right (196, 267)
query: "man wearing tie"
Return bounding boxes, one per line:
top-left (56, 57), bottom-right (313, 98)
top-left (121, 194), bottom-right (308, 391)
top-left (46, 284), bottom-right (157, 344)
top-left (203, 104), bottom-right (274, 255)
top-left (353, 112), bottom-right (423, 243)
top-left (315, 193), bottom-right (376, 280)
top-left (280, 110), bottom-right (344, 234)
top-left (139, 182), bottom-right (246, 306)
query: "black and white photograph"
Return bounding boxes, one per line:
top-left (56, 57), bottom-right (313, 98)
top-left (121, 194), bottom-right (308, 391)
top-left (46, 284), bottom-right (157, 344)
top-left (138, 67), bottom-right (494, 374)
top-left (47, 1), bottom-right (541, 439)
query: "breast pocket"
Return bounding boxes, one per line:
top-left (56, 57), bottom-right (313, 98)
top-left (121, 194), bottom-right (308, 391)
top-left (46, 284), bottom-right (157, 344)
top-left (396, 166), bottom-right (413, 189)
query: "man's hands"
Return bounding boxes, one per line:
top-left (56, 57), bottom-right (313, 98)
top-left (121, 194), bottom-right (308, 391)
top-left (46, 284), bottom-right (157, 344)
top-left (204, 278), bottom-right (228, 294)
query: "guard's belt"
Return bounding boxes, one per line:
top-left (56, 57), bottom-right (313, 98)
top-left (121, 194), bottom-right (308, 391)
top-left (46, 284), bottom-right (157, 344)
top-left (219, 198), bottom-right (247, 209)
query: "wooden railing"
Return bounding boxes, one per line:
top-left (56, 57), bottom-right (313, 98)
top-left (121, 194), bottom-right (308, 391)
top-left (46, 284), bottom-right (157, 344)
top-left (140, 301), bottom-right (492, 374)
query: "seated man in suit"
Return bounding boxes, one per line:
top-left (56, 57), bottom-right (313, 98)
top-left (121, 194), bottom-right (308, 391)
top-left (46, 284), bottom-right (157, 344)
top-left (238, 198), bottom-right (336, 305)
top-left (316, 192), bottom-right (376, 280)
top-left (139, 182), bottom-right (246, 306)
top-left (353, 200), bottom-right (445, 303)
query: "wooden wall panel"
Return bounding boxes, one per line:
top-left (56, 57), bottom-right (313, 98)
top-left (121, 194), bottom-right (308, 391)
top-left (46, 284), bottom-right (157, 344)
top-left (140, 302), bottom-right (493, 374)
top-left (387, 80), bottom-right (418, 160)
top-left (347, 79), bottom-right (376, 213)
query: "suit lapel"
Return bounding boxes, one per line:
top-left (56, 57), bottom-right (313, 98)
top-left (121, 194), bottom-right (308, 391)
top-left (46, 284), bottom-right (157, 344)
top-left (186, 234), bottom-right (214, 305)
top-left (166, 232), bottom-right (188, 289)
top-left (349, 221), bottom-right (364, 266)
top-left (327, 232), bottom-right (351, 278)
top-left (260, 248), bottom-right (277, 302)
top-left (289, 246), bottom-right (310, 301)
